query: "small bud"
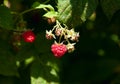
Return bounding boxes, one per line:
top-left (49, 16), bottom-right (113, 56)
top-left (55, 28), bottom-right (63, 36)
top-left (66, 43), bottom-right (75, 53)
top-left (70, 32), bottom-right (80, 42)
top-left (66, 29), bottom-right (80, 41)
top-left (46, 30), bottom-right (55, 39)
top-left (47, 17), bottom-right (56, 24)
top-left (66, 29), bottom-right (75, 38)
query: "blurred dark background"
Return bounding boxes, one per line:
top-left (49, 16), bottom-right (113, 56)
top-left (59, 2), bottom-right (120, 84)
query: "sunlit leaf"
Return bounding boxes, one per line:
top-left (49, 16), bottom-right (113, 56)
top-left (34, 4), bottom-right (55, 11)
top-left (57, 0), bottom-right (98, 27)
top-left (30, 54), bottom-right (60, 84)
top-left (43, 11), bottom-right (58, 18)
top-left (57, 0), bottom-right (72, 24)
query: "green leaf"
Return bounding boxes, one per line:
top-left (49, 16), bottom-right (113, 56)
top-left (57, 0), bottom-right (98, 27)
top-left (32, 1), bottom-right (41, 8)
top-left (0, 5), bottom-right (13, 30)
top-left (101, 0), bottom-right (120, 19)
top-left (0, 40), bottom-right (18, 76)
top-left (43, 11), bottom-right (58, 18)
top-left (30, 53), bottom-right (60, 84)
top-left (57, 0), bottom-right (72, 24)
top-left (34, 4), bottom-right (55, 11)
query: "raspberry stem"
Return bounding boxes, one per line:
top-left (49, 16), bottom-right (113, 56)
top-left (58, 34), bottom-right (62, 43)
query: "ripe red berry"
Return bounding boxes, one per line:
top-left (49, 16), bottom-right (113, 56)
top-left (22, 30), bottom-right (35, 43)
top-left (51, 43), bottom-right (67, 58)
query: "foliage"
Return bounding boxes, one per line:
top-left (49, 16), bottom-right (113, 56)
top-left (0, 0), bottom-right (120, 84)
top-left (0, 5), bottom-right (13, 30)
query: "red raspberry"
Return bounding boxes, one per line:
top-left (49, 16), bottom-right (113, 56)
top-left (51, 43), bottom-right (67, 58)
top-left (22, 30), bottom-right (35, 43)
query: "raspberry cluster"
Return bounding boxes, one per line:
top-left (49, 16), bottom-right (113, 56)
top-left (46, 20), bottom-right (80, 58)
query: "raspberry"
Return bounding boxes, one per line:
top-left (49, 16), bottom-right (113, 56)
top-left (51, 43), bottom-right (67, 58)
top-left (22, 30), bottom-right (35, 43)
